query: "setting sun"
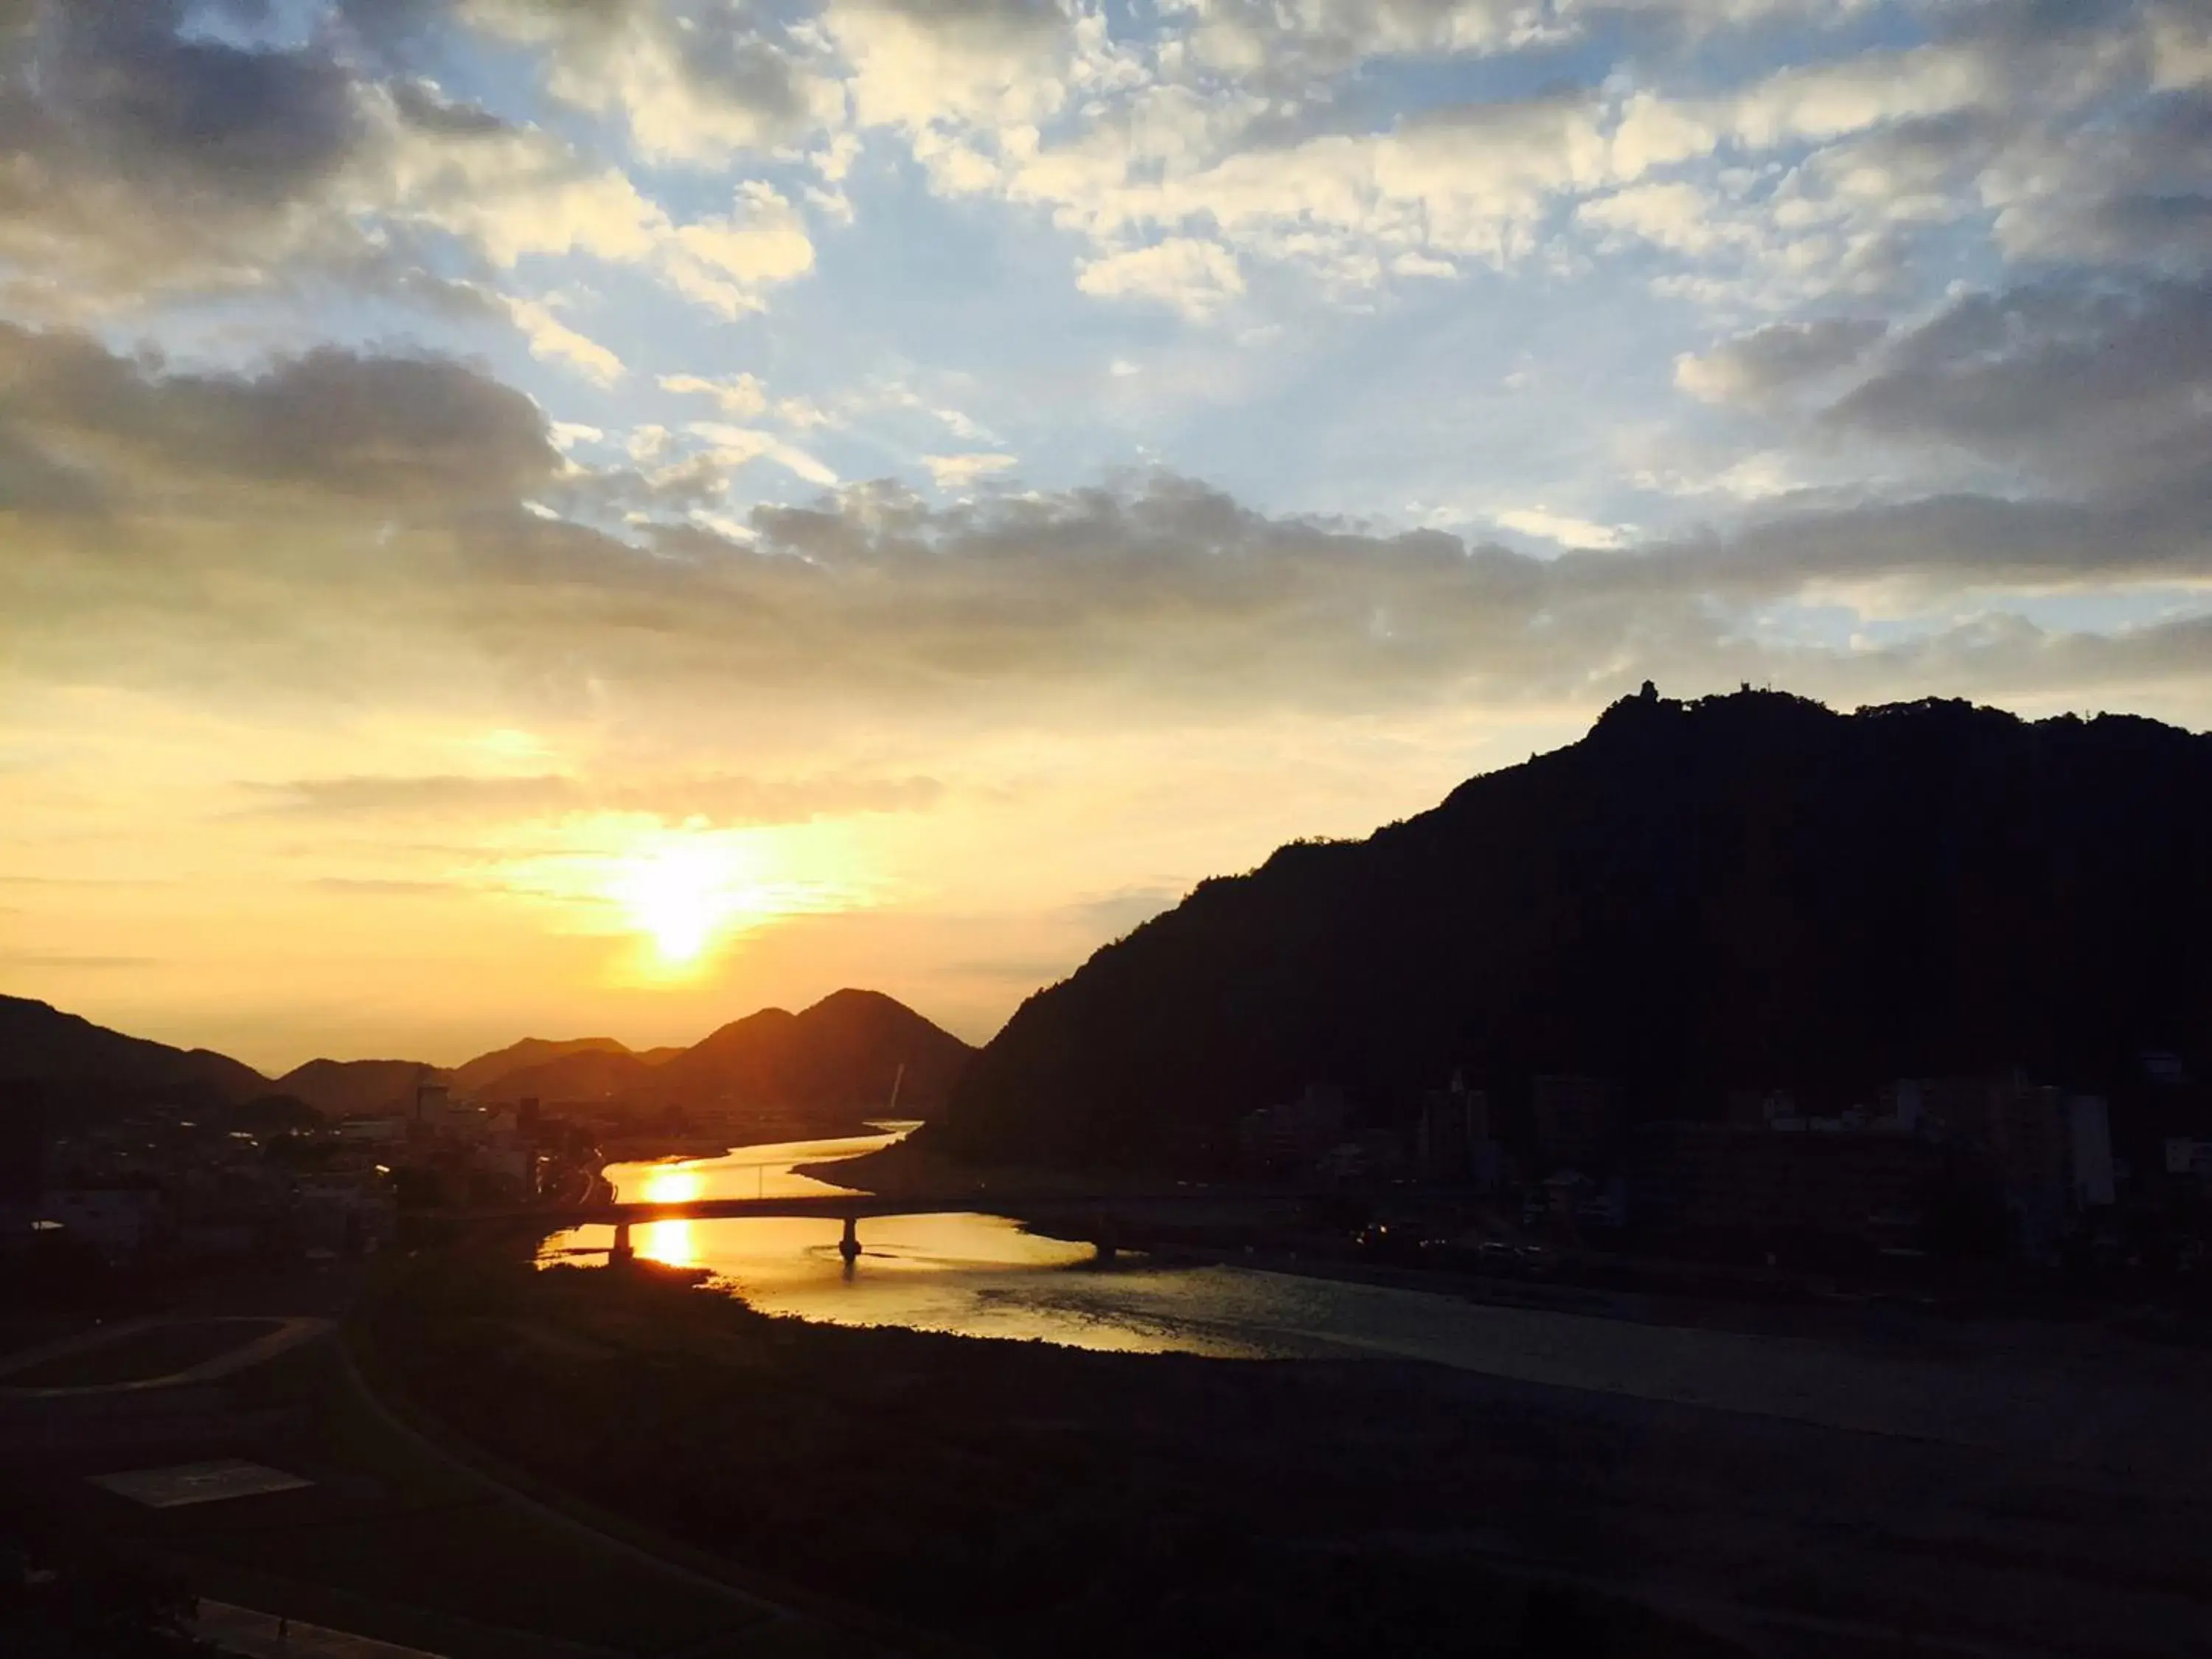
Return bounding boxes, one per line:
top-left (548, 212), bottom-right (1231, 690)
top-left (608, 837), bottom-right (765, 966)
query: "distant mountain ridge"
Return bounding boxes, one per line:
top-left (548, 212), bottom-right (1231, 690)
top-left (274, 1057), bottom-right (443, 1119)
top-left (0, 989), bottom-right (970, 1129)
top-left (469, 990), bottom-right (973, 1121)
top-left (447, 1036), bottom-right (685, 1099)
top-left (938, 689), bottom-right (2212, 1171)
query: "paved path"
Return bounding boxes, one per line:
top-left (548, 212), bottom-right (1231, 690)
top-left (0, 1317), bottom-right (335, 1397)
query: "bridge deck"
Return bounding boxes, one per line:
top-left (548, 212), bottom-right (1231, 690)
top-left (431, 1190), bottom-right (1305, 1228)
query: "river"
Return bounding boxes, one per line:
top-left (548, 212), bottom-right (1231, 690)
top-left (536, 1130), bottom-right (2212, 1470)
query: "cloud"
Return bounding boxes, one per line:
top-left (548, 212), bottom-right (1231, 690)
top-left (4, 282), bottom-right (2210, 735)
top-left (505, 295), bottom-right (626, 384)
top-left (660, 182), bottom-right (818, 316)
top-left (1676, 318), bottom-right (1888, 407)
top-left (256, 771), bottom-right (945, 826)
top-left (460, 0), bottom-right (835, 167)
top-left (0, 951), bottom-right (159, 970)
top-left (1076, 238), bottom-right (1245, 319)
top-left (828, 0), bottom-right (1075, 133)
top-left (924, 452), bottom-right (1018, 489)
top-left (0, 4), bottom-right (832, 335)
top-left (0, 323), bottom-right (559, 510)
top-left (681, 421), bottom-right (841, 487)
top-left (0, 0), bottom-right (372, 310)
top-left (1027, 91), bottom-right (1610, 285)
top-left (1825, 279), bottom-right (2212, 495)
top-left (1494, 507), bottom-right (1631, 551)
top-left (661, 372), bottom-right (771, 417)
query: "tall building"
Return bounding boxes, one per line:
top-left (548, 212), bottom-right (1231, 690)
top-left (1235, 1083), bottom-right (1348, 1178)
top-left (2067, 1095), bottom-right (2115, 1208)
top-left (1630, 1121), bottom-right (1941, 1247)
top-left (1416, 1073), bottom-right (1497, 1187)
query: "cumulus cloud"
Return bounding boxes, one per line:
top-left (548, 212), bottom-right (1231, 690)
top-left (460, 0), bottom-right (836, 167)
top-left (828, 0), bottom-right (1075, 134)
top-left (660, 182), bottom-right (818, 316)
top-left (0, 3), bottom-right (832, 334)
top-left (1076, 238), bottom-right (1244, 318)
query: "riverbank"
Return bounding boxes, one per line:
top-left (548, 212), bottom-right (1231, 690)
top-left (366, 1248), bottom-right (2212, 1658)
top-left (370, 1248), bottom-right (1748, 1658)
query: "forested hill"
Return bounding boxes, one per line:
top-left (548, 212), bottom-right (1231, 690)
top-left (937, 689), bottom-right (2212, 1171)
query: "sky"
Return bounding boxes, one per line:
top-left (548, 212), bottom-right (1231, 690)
top-left (2, 0), bottom-right (2209, 1073)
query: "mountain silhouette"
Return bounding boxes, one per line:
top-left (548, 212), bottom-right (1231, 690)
top-left (275, 1057), bottom-right (445, 1118)
top-left (457, 992), bottom-right (970, 1121)
top-left (0, 995), bottom-right (265, 1116)
top-left (632, 989), bottom-right (970, 1119)
top-left (449, 1037), bottom-right (643, 1099)
top-left (2, 989), bottom-right (966, 1132)
top-left (938, 689), bottom-right (2212, 1171)
top-left (468, 1046), bottom-right (657, 1105)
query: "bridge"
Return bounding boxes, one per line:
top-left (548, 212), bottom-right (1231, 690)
top-left (430, 1189), bottom-right (1307, 1266)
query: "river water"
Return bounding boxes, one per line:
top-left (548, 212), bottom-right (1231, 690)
top-left (535, 1131), bottom-right (2210, 1469)
top-left (538, 1128), bottom-right (1301, 1357)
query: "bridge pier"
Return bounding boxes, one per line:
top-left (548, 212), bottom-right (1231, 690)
top-left (838, 1213), bottom-right (862, 1265)
top-left (1093, 1214), bottom-right (1119, 1266)
top-left (609, 1217), bottom-right (635, 1266)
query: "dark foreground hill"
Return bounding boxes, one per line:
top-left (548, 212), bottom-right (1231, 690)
top-left (0, 995), bottom-right (264, 1115)
top-left (939, 689), bottom-right (2212, 1171)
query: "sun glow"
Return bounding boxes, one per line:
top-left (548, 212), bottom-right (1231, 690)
top-left (641, 1166), bottom-right (705, 1203)
top-left (608, 838), bottom-right (770, 966)
top-left (487, 813), bottom-right (877, 982)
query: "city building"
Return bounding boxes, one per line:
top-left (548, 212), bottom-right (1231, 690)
top-left (1532, 1074), bottom-right (1617, 1174)
top-left (37, 1186), bottom-right (170, 1262)
top-left (2165, 1139), bottom-right (2212, 1181)
top-left (2067, 1096), bottom-right (2116, 1208)
top-left (1235, 1083), bottom-right (1349, 1178)
top-left (1416, 1073), bottom-right (1502, 1190)
top-left (1630, 1121), bottom-right (1942, 1250)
